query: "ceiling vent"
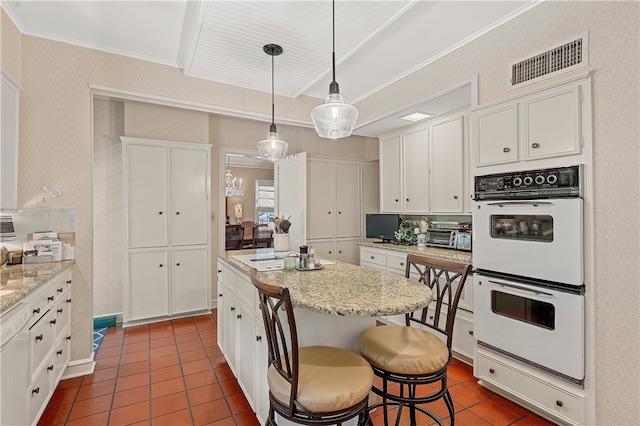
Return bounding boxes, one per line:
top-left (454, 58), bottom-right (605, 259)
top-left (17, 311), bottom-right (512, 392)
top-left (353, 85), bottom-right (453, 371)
top-left (509, 32), bottom-right (588, 89)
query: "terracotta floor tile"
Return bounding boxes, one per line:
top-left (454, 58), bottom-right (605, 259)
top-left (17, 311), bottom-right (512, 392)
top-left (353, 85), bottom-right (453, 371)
top-left (175, 331), bottom-right (200, 343)
top-left (94, 355), bottom-right (120, 371)
top-left (209, 355), bottom-right (227, 369)
top-left (207, 416), bottom-right (237, 426)
top-left (151, 377), bottom-right (185, 399)
top-left (123, 333), bottom-right (149, 345)
top-left (226, 392), bottom-right (252, 415)
top-left (214, 365), bottom-right (235, 382)
top-left (122, 340), bottom-right (150, 354)
top-left (112, 386), bottom-right (150, 409)
top-left (468, 399), bottom-right (522, 426)
top-left (47, 387), bottom-right (79, 407)
top-left (117, 360), bottom-right (149, 378)
top-left (233, 411), bottom-right (261, 426)
top-left (491, 393), bottom-right (532, 417)
top-left (75, 380), bottom-right (116, 401)
top-left (64, 411), bottom-right (109, 426)
top-left (191, 398), bottom-right (232, 426)
top-left (182, 358), bottom-right (212, 375)
top-left (37, 402), bottom-right (72, 425)
top-left (151, 364), bottom-right (183, 383)
top-left (152, 408), bottom-right (193, 426)
top-left (108, 401), bottom-right (150, 425)
top-left (178, 339), bottom-right (204, 353)
top-left (115, 372), bottom-right (150, 392)
top-left (184, 370), bottom-right (219, 390)
top-left (99, 337), bottom-right (123, 349)
top-left (179, 348), bottom-right (208, 363)
top-left (453, 408), bottom-right (493, 425)
top-left (449, 383), bottom-right (489, 409)
top-left (151, 353), bottom-right (180, 370)
top-left (125, 325), bottom-right (150, 336)
top-left (120, 350), bottom-right (150, 365)
top-left (187, 382), bottom-right (224, 406)
top-left (173, 324), bottom-right (198, 336)
top-left (81, 367), bottom-right (118, 385)
top-left (150, 336), bottom-right (175, 348)
top-left (448, 361), bottom-right (475, 384)
top-left (205, 345), bottom-right (223, 357)
top-left (150, 344), bottom-right (178, 358)
top-left (201, 337), bottom-right (218, 348)
top-left (219, 379), bottom-right (242, 397)
top-left (67, 395), bottom-right (112, 420)
top-left (56, 376), bottom-right (83, 390)
top-left (94, 345), bottom-right (121, 359)
top-left (149, 328), bottom-right (174, 340)
top-left (521, 413), bottom-right (559, 426)
top-left (152, 391), bottom-right (189, 417)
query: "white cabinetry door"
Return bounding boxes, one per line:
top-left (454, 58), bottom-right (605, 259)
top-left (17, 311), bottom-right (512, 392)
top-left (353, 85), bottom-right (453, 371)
top-left (335, 163), bottom-right (360, 238)
top-left (236, 301), bottom-right (255, 405)
top-left (171, 148), bottom-right (209, 246)
top-left (0, 72), bottom-right (21, 211)
top-left (334, 239), bottom-right (360, 265)
top-left (402, 128), bottom-right (430, 213)
top-left (126, 250), bottom-right (169, 322)
top-left (473, 104), bottom-right (519, 166)
top-left (126, 145), bottom-right (169, 248)
top-left (524, 86), bottom-right (581, 160)
top-left (223, 290), bottom-right (238, 373)
top-left (307, 160), bottom-right (334, 239)
top-left (254, 322), bottom-right (270, 425)
top-left (431, 117), bottom-right (464, 213)
top-left (171, 247), bottom-right (209, 314)
top-left (379, 135), bottom-right (402, 213)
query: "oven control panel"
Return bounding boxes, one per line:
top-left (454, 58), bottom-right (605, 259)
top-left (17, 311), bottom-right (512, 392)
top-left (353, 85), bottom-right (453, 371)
top-left (474, 165), bottom-right (582, 200)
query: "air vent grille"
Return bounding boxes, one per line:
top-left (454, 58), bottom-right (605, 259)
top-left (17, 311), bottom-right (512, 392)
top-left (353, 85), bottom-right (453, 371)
top-left (511, 34), bottom-right (587, 87)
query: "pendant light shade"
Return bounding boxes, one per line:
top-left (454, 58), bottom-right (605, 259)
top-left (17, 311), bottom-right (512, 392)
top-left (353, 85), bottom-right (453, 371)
top-left (311, 0), bottom-right (359, 139)
top-left (258, 44), bottom-right (288, 161)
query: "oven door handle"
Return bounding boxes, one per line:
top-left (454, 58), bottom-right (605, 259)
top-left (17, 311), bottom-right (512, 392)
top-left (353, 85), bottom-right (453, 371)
top-left (486, 201), bottom-right (553, 207)
top-left (488, 280), bottom-right (554, 297)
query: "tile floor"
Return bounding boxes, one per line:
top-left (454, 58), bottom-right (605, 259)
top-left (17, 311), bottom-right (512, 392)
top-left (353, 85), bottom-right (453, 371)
top-left (39, 311), bottom-right (557, 426)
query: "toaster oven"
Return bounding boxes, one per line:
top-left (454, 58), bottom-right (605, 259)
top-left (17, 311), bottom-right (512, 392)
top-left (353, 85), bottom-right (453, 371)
top-left (425, 229), bottom-right (472, 251)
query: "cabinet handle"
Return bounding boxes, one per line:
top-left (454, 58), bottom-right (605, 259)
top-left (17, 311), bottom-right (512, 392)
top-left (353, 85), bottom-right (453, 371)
top-left (236, 314), bottom-right (242, 319)
top-left (531, 143), bottom-right (540, 149)
top-left (50, 319), bottom-right (57, 325)
top-left (48, 296), bottom-right (55, 302)
top-left (395, 199), bottom-right (399, 202)
top-left (57, 308), bottom-right (63, 313)
top-left (489, 368), bottom-right (495, 374)
top-left (33, 308), bottom-right (41, 315)
top-left (468, 330), bottom-right (474, 335)
top-left (66, 335), bottom-right (72, 340)
top-left (328, 251), bottom-right (332, 254)
top-left (57, 287), bottom-right (64, 293)
top-left (47, 364), bottom-right (54, 372)
top-left (35, 334), bottom-right (43, 341)
top-left (32, 387), bottom-right (40, 395)
top-left (218, 293), bottom-right (223, 297)
top-left (328, 211), bottom-right (331, 214)
top-left (217, 269), bottom-right (222, 273)
top-left (556, 400), bottom-right (564, 408)
top-left (338, 250), bottom-right (342, 254)
top-left (230, 307), bottom-right (235, 311)
top-left (67, 298), bottom-right (72, 303)
top-left (338, 211), bottom-right (341, 214)
top-left (429, 315), bottom-right (434, 320)
top-left (406, 198), bottom-right (410, 202)
top-left (176, 212), bottom-right (180, 215)
top-left (66, 280), bottom-right (72, 284)
top-left (159, 264), bottom-right (163, 267)
top-left (176, 263), bottom-right (180, 266)
top-left (503, 147), bottom-right (510, 153)
top-left (57, 350), bottom-right (63, 355)
top-left (159, 211), bottom-right (163, 215)
top-left (453, 195), bottom-right (458, 199)
top-left (256, 335), bottom-right (262, 342)
top-left (400, 262), bottom-right (404, 266)
top-left (370, 256), bottom-right (375, 260)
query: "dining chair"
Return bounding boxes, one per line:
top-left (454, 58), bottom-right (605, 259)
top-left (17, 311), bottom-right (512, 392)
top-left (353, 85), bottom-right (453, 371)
top-left (358, 254), bottom-right (472, 426)
top-left (241, 221), bottom-right (255, 249)
top-left (225, 225), bottom-right (244, 250)
top-left (253, 223), bottom-right (273, 248)
top-left (250, 268), bottom-right (374, 426)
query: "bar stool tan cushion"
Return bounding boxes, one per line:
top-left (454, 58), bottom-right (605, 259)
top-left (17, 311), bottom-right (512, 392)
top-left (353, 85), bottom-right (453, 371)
top-left (268, 346), bottom-right (374, 413)
top-left (359, 325), bottom-right (449, 375)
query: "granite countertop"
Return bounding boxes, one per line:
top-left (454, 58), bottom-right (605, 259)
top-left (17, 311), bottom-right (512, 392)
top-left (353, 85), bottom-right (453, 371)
top-left (0, 261), bottom-right (75, 315)
top-left (359, 239), bottom-right (473, 264)
top-left (219, 250), bottom-right (433, 317)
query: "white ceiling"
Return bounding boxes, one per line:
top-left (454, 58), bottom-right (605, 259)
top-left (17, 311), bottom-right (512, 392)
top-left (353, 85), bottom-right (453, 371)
top-left (3, 0), bottom-right (539, 136)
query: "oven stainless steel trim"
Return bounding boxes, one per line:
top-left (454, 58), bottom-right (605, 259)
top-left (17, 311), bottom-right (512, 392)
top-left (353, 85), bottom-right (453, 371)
top-left (488, 279), bottom-right (554, 297)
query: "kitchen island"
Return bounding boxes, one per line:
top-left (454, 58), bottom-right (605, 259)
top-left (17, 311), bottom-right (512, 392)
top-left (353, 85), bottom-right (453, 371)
top-left (216, 249), bottom-right (433, 424)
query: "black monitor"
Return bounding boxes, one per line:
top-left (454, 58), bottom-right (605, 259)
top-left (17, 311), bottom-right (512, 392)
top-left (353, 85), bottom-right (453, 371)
top-left (365, 214), bottom-right (401, 242)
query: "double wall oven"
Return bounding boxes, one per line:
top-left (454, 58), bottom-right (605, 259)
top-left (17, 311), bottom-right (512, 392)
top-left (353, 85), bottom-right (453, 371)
top-left (472, 165), bottom-right (585, 384)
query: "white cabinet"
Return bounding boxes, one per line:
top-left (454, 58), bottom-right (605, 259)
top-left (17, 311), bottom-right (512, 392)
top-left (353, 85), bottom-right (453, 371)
top-left (431, 117), bottom-right (465, 213)
top-left (475, 346), bottom-right (586, 425)
top-left (1, 71), bottom-right (22, 210)
top-left (472, 78), bottom-right (586, 167)
top-left (1, 267), bottom-right (72, 426)
top-left (216, 259), bottom-right (270, 425)
top-left (307, 159), bottom-right (360, 240)
top-left (308, 237), bottom-right (360, 265)
top-left (379, 129), bottom-right (430, 213)
top-left (122, 137), bottom-right (211, 327)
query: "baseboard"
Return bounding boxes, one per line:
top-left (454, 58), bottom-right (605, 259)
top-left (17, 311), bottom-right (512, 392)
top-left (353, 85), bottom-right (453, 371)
top-left (62, 353), bottom-right (96, 380)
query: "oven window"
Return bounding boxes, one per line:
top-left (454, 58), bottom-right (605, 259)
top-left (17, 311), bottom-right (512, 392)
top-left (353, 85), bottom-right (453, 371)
top-left (490, 214), bottom-right (553, 242)
top-left (491, 291), bottom-right (555, 330)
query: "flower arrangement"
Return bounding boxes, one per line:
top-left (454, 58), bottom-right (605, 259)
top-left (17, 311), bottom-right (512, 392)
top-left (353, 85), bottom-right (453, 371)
top-left (394, 222), bottom-right (418, 244)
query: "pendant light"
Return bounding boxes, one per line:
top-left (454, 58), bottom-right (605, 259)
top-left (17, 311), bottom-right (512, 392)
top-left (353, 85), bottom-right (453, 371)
top-left (257, 44), bottom-right (289, 161)
top-left (310, 0), bottom-right (358, 139)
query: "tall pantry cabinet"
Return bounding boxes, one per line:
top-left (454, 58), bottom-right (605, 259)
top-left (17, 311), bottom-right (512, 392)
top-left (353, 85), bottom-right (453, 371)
top-left (121, 137), bottom-right (211, 327)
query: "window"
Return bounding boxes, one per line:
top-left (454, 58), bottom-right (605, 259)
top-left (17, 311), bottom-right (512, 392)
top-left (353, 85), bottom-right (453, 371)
top-left (255, 180), bottom-right (275, 224)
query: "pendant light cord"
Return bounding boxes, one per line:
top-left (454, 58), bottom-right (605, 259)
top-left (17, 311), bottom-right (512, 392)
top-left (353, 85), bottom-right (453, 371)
top-left (270, 47), bottom-right (276, 132)
top-left (332, 0), bottom-right (336, 84)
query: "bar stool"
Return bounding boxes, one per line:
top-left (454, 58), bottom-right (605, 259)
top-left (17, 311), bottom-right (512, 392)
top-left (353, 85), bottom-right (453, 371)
top-left (250, 268), bottom-right (374, 426)
top-left (358, 254), bottom-right (472, 426)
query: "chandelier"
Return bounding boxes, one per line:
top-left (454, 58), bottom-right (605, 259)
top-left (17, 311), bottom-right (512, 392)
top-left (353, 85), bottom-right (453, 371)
top-left (224, 168), bottom-right (244, 197)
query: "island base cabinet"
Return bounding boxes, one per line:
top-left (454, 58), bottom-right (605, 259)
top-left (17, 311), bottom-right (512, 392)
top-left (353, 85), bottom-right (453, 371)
top-left (254, 322), bottom-right (270, 425)
top-left (475, 346), bottom-right (585, 426)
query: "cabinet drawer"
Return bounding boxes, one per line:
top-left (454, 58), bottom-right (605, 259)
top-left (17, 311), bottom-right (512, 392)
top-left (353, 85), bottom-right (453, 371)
top-left (52, 270), bottom-right (72, 299)
top-left (53, 330), bottom-right (71, 384)
top-left (360, 248), bottom-right (386, 267)
top-left (29, 310), bottom-right (55, 382)
top-left (29, 287), bottom-right (56, 328)
top-left (476, 350), bottom-right (583, 425)
top-left (451, 314), bottom-right (474, 361)
top-left (387, 252), bottom-right (408, 274)
top-left (54, 291), bottom-right (72, 340)
top-left (28, 355), bottom-right (53, 426)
